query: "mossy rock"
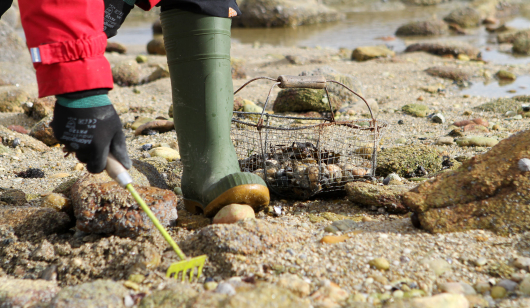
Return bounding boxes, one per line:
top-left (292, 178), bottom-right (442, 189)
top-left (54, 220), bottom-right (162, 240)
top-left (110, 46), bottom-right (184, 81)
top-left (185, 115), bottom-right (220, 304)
top-left (273, 88), bottom-right (340, 113)
top-left (443, 7), bottom-right (481, 28)
top-left (376, 145), bottom-right (443, 178)
top-left (395, 20), bottom-right (448, 36)
top-left (474, 98), bottom-right (524, 114)
top-left (456, 136), bottom-right (499, 147)
top-left (495, 70), bottom-right (516, 81)
top-left (513, 33), bottom-right (530, 55)
top-left (402, 104), bottom-right (430, 117)
top-left (0, 89), bottom-right (30, 113)
top-left (345, 182), bottom-right (411, 213)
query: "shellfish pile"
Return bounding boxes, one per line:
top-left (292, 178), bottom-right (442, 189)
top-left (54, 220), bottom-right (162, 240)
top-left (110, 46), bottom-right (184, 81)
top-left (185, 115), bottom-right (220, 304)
top-left (239, 142), bottom-right (371, 198)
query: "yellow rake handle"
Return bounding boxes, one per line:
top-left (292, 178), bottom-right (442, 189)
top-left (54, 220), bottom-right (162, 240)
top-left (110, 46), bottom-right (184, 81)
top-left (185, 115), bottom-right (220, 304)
top-left (126, 184), bottom-right (187, 261)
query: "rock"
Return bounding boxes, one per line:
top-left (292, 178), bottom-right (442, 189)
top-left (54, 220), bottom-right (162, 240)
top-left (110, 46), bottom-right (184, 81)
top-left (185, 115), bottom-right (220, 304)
top-left (277, 274), bottom-right (311, 297)
top-left (513, 32), bottom-right (530, 55)
top-left (352, 45), bottom-right (395, 61)
top-left (454, 118), bottom-right (488, 127)
top-left (402, 104), bottom-right (430, 117)
top-left (0, 206), bottom-right (73, 239)
top-left (147, 36), bottom-right (165, 55)
top-left (497, 29), bottom-right (530, 44)
top-left (474, 98), bottom-right (523, 114)
top-left (131, 159), bottom-right (169, 189)
top-left (112, 60), bottom-right (140, 86)
top-left (369, 257), bottom-right (390, 270)
top-left (136, 55), bottom-right (148, 63)
top-left (0, 277), bottom-right (61, 308)
top-left (513, 257), bottom-right (530, 270)
top-left (404, 130), bottom-right (530, 235)
top-left (411, 293), bottom-right (468, 308)
top-left (195, 219), bottom-right (309, 255)
top-left (405, 42), bottom-right (481, 60)
top-left (227, 283), bottom-right (311, 308)
top-left (428, 259), bottom-right (451, 276)
top-left (29, 96), bottom-right (55, 120)
top-left (176, 210), bottom-right (211, 230)
top-left (146, 64), bottom-right (170, 82)
top-left (204, 281), bottom-right (218, 291)
top-left (462, 124), bottom-right (488, 133)
top-left (7, 125), bottom-right (28, 134)
top-left (105, 42), bottom-right (127, 54)
top-left (32, 239), bottom-right (55, 261)
top-left (519, 277), bottom-right (530, 295)
top-left (131, 117), bottom-right (155, 130)
top-left (30, 116), bottom-right (59, 146)
top-left (138, 283), bottom-right (198, 308)
top-left (321, 235), bottom-right (349, 244)
top-left (41, 193), bottom-right (71, 213)
top-left (135, 120), bottom-right (174, 135)
top-left (70, 173), bottom-right (178, 237)
top-left (273, 88), bottom-right (341, 113)
top-left (49, 280), bottom-right (128, 308)
top-left (377, 144), bottom-right (444, 178)
top-left (443, 7), bottom-right (481, 28)
top-left (425, 66), bottom-right (471, 82)
top-left (1, 5), bottom-right (19, 29)
top-left (456, 136), bottom-right (498, 147)
top-left (331, 219), bottom-right (357, 231)
top-left (233, 0), bottom-right (344, 28)
top-left (495, 70), bottom-right (516, 81)
top-left (435, 137), bottom-right (454, 145)
top-left (216, 282), bottom-right (236, 295)
top-left (213, 204), bottom-right (255, 224)
top-left (438, 282), bottom-right (476, 295)
top-left (148, 147), bottom-right (180, 162)
top-left (490, 286), bottom-right (506, 299)
top-left (300, 66), bottom-right (364, 105)
top-left (152, 19), bottom-right (162, 35)
top-left (474, 282), bottom-right (491, 294)
top-left (0, 188), bottom-right (26, 206)
top-left (345, 182), bottom-right (410, 213)
top-left (497, 279), bottom-right (518, 292)
top-left (231, 58), bottom-right (247, 79)
top-left (0, 88), bottom-right (30, 112)
top-left (311, 282), bottom-right (348, 307)
top-left (395, 20), bottom-right (447, 36)
top-left (431, 113), bottom-right (445, 124)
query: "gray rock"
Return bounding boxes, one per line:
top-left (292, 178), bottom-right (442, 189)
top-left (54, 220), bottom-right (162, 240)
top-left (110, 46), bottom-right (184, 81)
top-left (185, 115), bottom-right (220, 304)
top-left (396, 20), bottom-right (448, 36)
top-left (49, 280), bottom-right (128, 308)
top-left (518, 158), bottom-right (530, 172)
top-left (216, 282), bottom-right (236, 295)
top-left (331, 219), bottom-right (357, 231)
top-left (443, 7), bottom-right (481, 28)
top-left (498, 279), bottom-right (518, 292)
top-left (233, 0), bottom-right (345, 28)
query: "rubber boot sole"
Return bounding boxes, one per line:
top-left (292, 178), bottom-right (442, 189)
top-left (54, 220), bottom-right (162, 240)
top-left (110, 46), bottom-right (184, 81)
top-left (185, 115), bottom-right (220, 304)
top-left (184, 184), bottom-right (270, 217)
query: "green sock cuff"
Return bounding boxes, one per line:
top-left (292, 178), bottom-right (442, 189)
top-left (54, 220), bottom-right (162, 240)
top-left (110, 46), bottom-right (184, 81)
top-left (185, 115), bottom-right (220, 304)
top-left (123, 0), bottom-right (136, 6)
top-left (56, 94), bottom-right (112, 109)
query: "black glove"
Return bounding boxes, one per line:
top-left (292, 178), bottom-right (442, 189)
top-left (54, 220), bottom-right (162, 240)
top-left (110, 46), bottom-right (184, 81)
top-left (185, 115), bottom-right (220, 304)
top-left (0, 0), bottom-right (13, 19)
top-left (51, 103), bottom-right (132, 173)
top-left (103, 0), bottom-right (134, 38)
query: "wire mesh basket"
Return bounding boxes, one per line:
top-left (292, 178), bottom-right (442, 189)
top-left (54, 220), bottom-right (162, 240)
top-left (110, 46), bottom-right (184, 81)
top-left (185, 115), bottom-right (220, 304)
top-left (231, 75), bottom-right (388, 199)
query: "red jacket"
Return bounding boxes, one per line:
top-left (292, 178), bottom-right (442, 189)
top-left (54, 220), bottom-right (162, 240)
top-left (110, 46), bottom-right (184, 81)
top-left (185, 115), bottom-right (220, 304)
top-left (18, 0), bottom-right (160, 98)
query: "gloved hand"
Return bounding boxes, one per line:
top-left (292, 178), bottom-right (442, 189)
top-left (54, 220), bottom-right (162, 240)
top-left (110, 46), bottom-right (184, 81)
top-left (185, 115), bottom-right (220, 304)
top-left (104, 0), bottom-right (135, 38)
top-left (51, 97), bottom-right (131, 174)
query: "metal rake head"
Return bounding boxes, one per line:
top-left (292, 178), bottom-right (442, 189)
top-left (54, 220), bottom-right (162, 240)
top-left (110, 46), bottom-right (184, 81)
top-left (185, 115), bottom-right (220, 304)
top-left (166, 255), bottom-right (207, 282)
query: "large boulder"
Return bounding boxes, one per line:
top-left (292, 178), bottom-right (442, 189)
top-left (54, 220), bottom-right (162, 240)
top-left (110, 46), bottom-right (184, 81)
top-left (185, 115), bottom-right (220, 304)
top-left (395, 20), bottom-right (448, 36)
top-left (405, 41), bottom-right (481, 60)
top-left (233, 0), bottom-right (344, 28)
top-left (0, 20), bottom-right (36, 86)
top-left (70, 173), bottom-right (178, 237)
top-left (404, 130), bottom-right (530, 235)
top-left (443, 7), bottom-right (481, 28)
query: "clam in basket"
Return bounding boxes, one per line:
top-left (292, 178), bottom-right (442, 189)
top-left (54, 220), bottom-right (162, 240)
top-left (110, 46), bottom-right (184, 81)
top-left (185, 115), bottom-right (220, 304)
top-left (231, 75), bottom-right (388, 199)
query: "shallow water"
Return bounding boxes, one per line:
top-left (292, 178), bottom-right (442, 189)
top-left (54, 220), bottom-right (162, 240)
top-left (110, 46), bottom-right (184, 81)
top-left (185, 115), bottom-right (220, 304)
top-left (461, 75), bottom-right (530, 97)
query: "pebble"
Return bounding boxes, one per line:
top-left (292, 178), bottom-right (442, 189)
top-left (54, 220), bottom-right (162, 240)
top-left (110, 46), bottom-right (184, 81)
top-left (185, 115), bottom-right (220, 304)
top-left (519, 277), bottom-right (530, 295)
top-left (331, 219), bottom-right (356, 231)
top-left (435, 136), bottom-right (454, 145)
top-left (431, 113), bottom-right (445, 124)
top-left (277, 273), bottom-right (311, 297)
top-left (383, 173), bottom-right (401, 185)
top-left (403, 248), bottom-right (411, 254)
top-left (368, 258), bottom-right (390, 271)
top-left (321, 235), bottom-right (349, 244)
top-left (204, 281), bottom-right (218, 291)
top-left (148, 147), bottom-right (180, 162)
top-left (398, 120), bottom-right (404, 125)
top-left (474, 282), bottom-right (491, 294)
top-left (498, 279), bottom-right (518, 292)
top-left (11, 138), bottom-right (20, 148)
top-left (123, 281), bottom-right (139, 291)
top-left (518, 158), bottom-right (530, 172)
top-left (411, 293), bottom-right (468, 308)
top-left (362, 217), bottom-right (372, 222)
top-left (73, 163), bottom-right (84, 171)
top-left (393, 290), bottom-right (404, 298)
top-left (438, 282), bottom-right (476, 295)
top-left (173, 187), bottom-right (183, 195)
top-left (141, 144), bottom-right (153, 151)
top-left (490, 285), bottom-right (507, 299)
top-left (135, 55), bottom-right (148, 63)
top-left (212, 204), bottom-right (255, 224)
top-left (513, 256), bottom-right (530, 270)
top-left (216, 282), bottom-right (236, 295)
top-left (124, 295), bottom-right (134, 307)
top-left (474, 257), bottom-right (488, 266)
top-left (428, 259), bottom-right (451, 276)
top-left (324, 225), bottom-right (339, 233)
top-left (41, 193), bottom-right (70, 212)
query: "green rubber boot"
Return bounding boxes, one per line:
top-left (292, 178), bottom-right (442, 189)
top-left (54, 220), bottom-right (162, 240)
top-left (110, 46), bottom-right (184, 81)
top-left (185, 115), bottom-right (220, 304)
top-left (160, 9), bottom-right (269, 217)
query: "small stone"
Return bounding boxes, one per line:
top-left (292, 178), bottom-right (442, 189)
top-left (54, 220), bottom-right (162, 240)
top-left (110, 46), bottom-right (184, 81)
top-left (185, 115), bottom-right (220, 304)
top-left (393, 290), bottom-right (404, 298)
top-left (428, 259), bottom-right (451, 276)
top-left (148, 147), bottom-right (180, 162)
top-left (324, 225), bottom-right (339, 233)
top-left (496, 70), bottom-right (516, 81)
top-left (490, 286), bottom-right (507, 299)
top-left (362, 216), bottom-right (372, 222)
top-left (128, 274), bottom-right (145, 284)
top-left (398, 120), bottom-right (404, 125)
top-left (435, 136), bottom-right (454, 145)
top-left (73, 163), bottom-right (84, 171)
top-left (212, 204), bottom-right (255, 224)
top-left (174, 187), bottom-right (183, 196)
top-left (456, 136), bottom-right (498, 147)
top-left (439, 282), bottom-right (476, 295)
top-left (123, 280), bottom-right (140, 291)
top-left (331, 219), bottom-right (356, 231)
top-left (131, 117), bottom-right (155, 130)
top-left (136, 55), bottom-right (148, 63)
top-left (431, 113), bottom-right (445, 124)
top-left (411, 293), bottom-right (468, 308)
top-left (369, 258), bottom-right (390, 271)
top-left (519, 277), bottom-right (530, 295)
top-left (204, 281), bottom-right (218, 291)
top-left (351, 45), bottom-right (395, 61)
top-left (216, 282), bottom-right (236, 295)
top-left (50, 173), bottom-right (70, 179)
top-left (474, 257), bottom-right (488, 266)
top-left (124, 295), bottom-right (134, 307)
top-left (277, 273), bottom-right (311, 297)
top-left (498, 279), bottom-right (518, 292)
top-left (141, 144), bottom-right (153, 151)
top-left (518, 158), bottom-right (530, 172)
top-left (135, 120), bottom-right (174, 136)
top-left (41, 193), bottom-right (70, 212)
top-left (321, 235), bottom-right (349, 244)
top-left (402, 104), bottom-right (430, 117)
